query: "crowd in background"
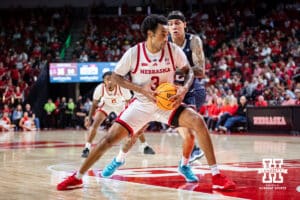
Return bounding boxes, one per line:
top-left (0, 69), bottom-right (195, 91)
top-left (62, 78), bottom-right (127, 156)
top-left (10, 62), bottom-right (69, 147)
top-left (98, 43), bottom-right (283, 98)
top-left (0, 2), bottom-right (299, 131)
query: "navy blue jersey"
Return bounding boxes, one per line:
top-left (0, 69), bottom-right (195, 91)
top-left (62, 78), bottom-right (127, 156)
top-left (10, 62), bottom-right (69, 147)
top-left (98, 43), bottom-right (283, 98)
top-left (169, 33), bottom-right (206, 110)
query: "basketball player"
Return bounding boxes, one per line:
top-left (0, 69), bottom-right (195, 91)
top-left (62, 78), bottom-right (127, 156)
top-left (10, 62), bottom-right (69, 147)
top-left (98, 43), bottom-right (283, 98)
top-left (81, 71), bottom-right (155, 158)
top-left (168, 10), bottom-right (206, 163)
top-left (101, 10), bottom-right (206, 170)
top-left (57, 14), bottom-right (235, 191)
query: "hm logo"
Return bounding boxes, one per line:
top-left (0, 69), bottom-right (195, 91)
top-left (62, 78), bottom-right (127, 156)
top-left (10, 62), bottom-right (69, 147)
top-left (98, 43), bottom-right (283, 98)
top-left (258, 159), bottom-right (288, 183)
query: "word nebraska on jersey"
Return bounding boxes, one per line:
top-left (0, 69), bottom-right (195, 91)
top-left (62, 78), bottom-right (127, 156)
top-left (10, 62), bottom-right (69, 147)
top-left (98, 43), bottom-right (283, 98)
top-left (140, 67), bottom-right (171, 74)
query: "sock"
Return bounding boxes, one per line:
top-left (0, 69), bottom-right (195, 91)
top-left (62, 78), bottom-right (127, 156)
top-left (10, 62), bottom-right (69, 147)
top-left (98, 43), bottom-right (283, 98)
top-left (85, 143), bottom-right (91, 150)
top-left (210, 164), bottom-right (220, 176)
top-left (116, 149), bottom-right (127, 162)
top-left (75, 171), bottom-right (83, 179)
top-left (140, 142), bottom-right (148, 149)
top-left (181, 156), bottom-right (189, 166)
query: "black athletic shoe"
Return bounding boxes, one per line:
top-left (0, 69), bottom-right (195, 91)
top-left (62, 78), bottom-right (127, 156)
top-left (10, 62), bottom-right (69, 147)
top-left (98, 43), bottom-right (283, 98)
top-left (81, 148), bottom-right (90, 158)
top-left (144, 146), bottom-right (155, 154)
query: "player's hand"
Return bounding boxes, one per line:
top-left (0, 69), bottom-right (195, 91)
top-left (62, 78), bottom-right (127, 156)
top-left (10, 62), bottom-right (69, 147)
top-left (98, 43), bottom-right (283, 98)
top-left (141, 82), bottom-right (157, 103)
top-left (144, 89), bottom-right (157, 103)
top-left (169, 85), bottom-right (188, 109)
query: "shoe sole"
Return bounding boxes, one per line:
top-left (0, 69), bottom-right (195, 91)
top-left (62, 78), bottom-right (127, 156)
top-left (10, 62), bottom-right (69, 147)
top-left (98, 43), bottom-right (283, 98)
top-left (101, 172), bottom-right (113, 178)
top-left (66, 183), bottom-right (83, 189)
top-left (212, 184), bottom-right (236, 190)
top-left (189, 152), bottom-right (205, 164)
top-left (57, 182), bottom-right (83, 190)
top-left (177, 168), bottom-right (199, 183)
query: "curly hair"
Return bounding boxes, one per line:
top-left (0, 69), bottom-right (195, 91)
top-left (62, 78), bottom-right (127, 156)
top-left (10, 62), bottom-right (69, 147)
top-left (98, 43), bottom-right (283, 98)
top-left (141, 14), bottom-right (168, 39)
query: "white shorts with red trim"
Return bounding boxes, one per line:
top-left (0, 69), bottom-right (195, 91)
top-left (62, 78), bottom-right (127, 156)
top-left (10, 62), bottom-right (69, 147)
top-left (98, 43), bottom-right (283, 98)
top-left (96, 104), bottom-right (124, 117)
top-left (116, 98), bottom-right (177, 135)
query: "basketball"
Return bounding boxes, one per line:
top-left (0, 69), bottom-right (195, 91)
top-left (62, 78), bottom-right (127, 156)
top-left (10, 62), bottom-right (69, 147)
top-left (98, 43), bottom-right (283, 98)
top-left (155, 83), bottom-right (177, 110)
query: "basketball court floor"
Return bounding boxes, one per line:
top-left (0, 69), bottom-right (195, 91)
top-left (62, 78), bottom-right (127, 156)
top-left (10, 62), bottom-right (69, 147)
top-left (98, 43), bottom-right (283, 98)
top-left (0, 129), bottom-right (299, 199)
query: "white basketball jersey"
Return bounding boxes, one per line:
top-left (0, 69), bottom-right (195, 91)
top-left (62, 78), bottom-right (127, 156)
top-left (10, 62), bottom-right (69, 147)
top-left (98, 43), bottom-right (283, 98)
top-left (93, 83), bottom-right (132, 107)
top-left (115, 42), bottom-right (188, 102)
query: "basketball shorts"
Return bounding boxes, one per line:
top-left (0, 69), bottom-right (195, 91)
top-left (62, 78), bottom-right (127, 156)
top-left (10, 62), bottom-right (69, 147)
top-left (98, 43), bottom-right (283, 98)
top-left (115, 98), bottom-right (187, 135)
top-left (183, 78), bottom-right (206, 110)
top-left (96, 103), bottom-right (124, 117)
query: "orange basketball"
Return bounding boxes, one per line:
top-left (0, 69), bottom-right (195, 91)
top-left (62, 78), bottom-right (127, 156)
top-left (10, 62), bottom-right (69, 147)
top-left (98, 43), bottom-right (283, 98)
top-left (155, 83), bottom-right (177, 110)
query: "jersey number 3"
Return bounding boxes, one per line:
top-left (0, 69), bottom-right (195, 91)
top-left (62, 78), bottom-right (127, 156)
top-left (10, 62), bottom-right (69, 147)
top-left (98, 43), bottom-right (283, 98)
top-left (151, 76), bottom-right (160, 90)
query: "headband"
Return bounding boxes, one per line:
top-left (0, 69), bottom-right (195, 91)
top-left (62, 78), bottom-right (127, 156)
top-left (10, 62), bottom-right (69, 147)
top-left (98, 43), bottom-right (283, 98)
top-left (167, 14), bottom-right (185, 22)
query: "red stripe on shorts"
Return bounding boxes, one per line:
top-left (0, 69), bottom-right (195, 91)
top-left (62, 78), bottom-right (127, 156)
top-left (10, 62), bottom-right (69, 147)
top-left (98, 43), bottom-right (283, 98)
top-left (115, 98), bottom-right (137, 136)
top-left (96, 107), bottom-right (108, 117)
top-left (115, 118), bottom-right (134, 136)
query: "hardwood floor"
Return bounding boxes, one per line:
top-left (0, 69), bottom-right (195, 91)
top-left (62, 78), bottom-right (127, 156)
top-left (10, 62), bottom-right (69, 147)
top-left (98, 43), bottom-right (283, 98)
top-left (0, 130), bottom-right (299, 199)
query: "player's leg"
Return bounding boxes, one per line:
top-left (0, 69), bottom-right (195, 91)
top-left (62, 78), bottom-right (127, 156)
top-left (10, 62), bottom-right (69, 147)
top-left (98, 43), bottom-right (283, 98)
top-left (137, 124), bottom-right (155, 154)
top-left (189, 82), bottom-right (206, 163)
top-left (101, 99), bottom-right (158, 178)
top-left (57, 123), bottom-right (129, 190)
top-left (178, 127), bottom-right (204, 163)
top-left (81, 111), bottom-right (107, 157)
top-left (177, 127), bottom-right (194, 160)
top-left (178, 107), bottom-right (236, 190)
top-left (101, 124), bottom-right (150, 178)
top-left (114, 126), bottom-right (144, 164)
top-left (177, 127), bottom-right (199, 182)
top-left (111, 123), bottom-right (154, 167)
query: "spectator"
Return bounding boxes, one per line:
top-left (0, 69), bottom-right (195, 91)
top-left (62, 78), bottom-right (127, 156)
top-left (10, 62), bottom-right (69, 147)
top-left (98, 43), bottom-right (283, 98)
top-left (3, 80), bottom-right (15, 105)
top-left (24, 103), bottom-right (40, 130)
top-left (83, 98), bottom-right (92, 113)
top-left (219, 96), bottom-right (248, 133)
top-left (0, 112), bottom-right (15, 131)
top-left (295, 89), bottom-right (300, 105)
top-left (281, 93), bottom-right (296, 106)
top-left (2, 104), bottom-right (11, 118)
top-left (43, 98), bottom-right (56, 129)
top-left (14, 86), bottom-right (23, 105)
top-left (79, 50), bottom-right (88, 62)
top-left (19, 111), bottom-right (36, 131)
top-left (255, 95), bottom-right (268, 107)
top-left (206, 97), bottom-right (222, 131)
top-left (74, 103), bottom-right (88, 129)
top-left (58, 97), bottom-right (67, 128)
top-left (12, 104), bottom-right (23, 131)
top-left (215, 96), bottom-right (238, 131)
top-left (66, 98), bottom-right (75, 128)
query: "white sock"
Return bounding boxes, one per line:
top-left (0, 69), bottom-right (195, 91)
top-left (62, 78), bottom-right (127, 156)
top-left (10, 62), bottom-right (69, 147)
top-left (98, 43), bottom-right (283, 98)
top-left (75, 171), bottom-right (83, 179)
top-left (210, 164), bottom-right (220, 176)
top-left (85, 143), bottom-right (91, 150)
top-left (140, 142), bottom-right (148, 149)
top-left (116, 149), bottom-right (127, 162)
top-left (181, 156), bottom-right (189, 166)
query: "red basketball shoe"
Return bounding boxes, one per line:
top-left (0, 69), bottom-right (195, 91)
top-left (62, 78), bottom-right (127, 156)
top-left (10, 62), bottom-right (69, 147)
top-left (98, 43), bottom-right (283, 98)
top-left (57, 173), bottom-right (83, 190)
top-left (212, 174), bottom-right (236, 190)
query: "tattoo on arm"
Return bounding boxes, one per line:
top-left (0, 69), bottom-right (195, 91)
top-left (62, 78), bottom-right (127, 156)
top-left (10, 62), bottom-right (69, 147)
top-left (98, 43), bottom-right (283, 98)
top-left (181, 65), bottom-right (194, 90)
top-left (191, 36), bottom-right (205, 78)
